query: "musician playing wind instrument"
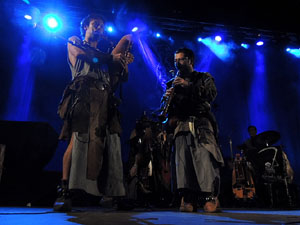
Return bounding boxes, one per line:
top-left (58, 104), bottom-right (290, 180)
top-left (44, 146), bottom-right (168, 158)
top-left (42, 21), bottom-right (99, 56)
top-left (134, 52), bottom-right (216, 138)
top-left (162, 47), bottom-right (223, 213)
top-left (54, 14), bottom-right (134, 211)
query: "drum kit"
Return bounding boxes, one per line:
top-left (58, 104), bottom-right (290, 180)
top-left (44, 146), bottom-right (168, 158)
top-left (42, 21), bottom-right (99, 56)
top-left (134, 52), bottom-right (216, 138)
top-left (232, 130), bottom-right (292, 206)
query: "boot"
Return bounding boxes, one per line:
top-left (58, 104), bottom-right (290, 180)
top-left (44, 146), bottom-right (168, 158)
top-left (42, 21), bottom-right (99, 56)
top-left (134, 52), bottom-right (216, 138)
top-left (179, 197), bottom-right (197, 212)
top-left (53, 180), bottom-right (72, 212)
top-left (203, 196), bottom-right (220, 213)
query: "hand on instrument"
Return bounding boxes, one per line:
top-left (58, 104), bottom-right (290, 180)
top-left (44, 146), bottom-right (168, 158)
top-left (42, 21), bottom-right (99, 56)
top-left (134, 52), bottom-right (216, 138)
top-left (125, 52), bottom-right (134, 64)
top-left (112, 53), bottom-right (127, 68)
top-left (173, 77), bottom-right (189, 87)
top-left (164, 87), bottom-right (174, 98)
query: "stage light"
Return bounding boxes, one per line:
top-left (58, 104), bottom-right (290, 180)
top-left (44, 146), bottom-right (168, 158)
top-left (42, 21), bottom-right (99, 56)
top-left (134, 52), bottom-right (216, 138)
top-left (201, 37), bottom-right (234, 61)
top-left (256, 41), bottom-right (264, 46)
top-left (155, 33), bottom-right (161, 38)
top-left (107, 26), bottom-right (114, 33)
top-left (48, 18), bottom-right (57, 28)
top-left (168, 36), bottom-right (174, 44)
top-left (128, 19), bottom-right (148, 33)
top-left (105, 22), bottom-right (115, 34)
top-left (287, 48), bottom-right (300, 58)
top-left (22, 0), bottom-right (30, 4)
top-left (241, 43), bottom-right (250, 49)
top-left (197, 37), bottom-right (203, 42)
top-left (24, 15), bottom-right (32, 20)
top-left (43, 14), bottom-right (62, 32)
top-left (215, 36), bottom-right (222, 42)
top-left (136, 35), bottom-right (168, 90)
top-left (108, 27), bottom-right (113, 32)
top-left (131, 27), bottom-right (138, 32)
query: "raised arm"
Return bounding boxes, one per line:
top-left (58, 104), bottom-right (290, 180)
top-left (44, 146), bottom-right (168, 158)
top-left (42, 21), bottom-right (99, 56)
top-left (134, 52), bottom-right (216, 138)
top-left (67, 36), bottom-right (117, 67)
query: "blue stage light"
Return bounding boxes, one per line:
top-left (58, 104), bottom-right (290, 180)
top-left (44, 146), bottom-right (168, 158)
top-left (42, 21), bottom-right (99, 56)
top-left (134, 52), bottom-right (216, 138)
top-left (168, 36), bottom-right (174, 44)
top-left (215, 36), bottom-right (222, 42)
top-left (197, 37), bottom-right (202, 42)
top-left (107, 26), bottom-right (113, 33)
top-left (105, 22), bottom-right (115, 34)
top-left (24, 15), bottom-right (32, 20)
top-left (131, 27), bottom-right (138, 32)
top-left (128, 19), bottom-right (147, 33)
top-left (286, 48), bottom-right (300, 58)
top-left (201, 37), bottom-right (235, 61)
top-left (241, 43), bottom-right (250, 49)
top-left (43, 14), bottom-right (62, 32)
top-left (256, 41), bottom-right (264, 46)
top-left (156, 33), bottom-right (161, 38)
top-left (47, 18), bottom-right (57, 28)
top-left (136, 35), bottom-right (168, 90)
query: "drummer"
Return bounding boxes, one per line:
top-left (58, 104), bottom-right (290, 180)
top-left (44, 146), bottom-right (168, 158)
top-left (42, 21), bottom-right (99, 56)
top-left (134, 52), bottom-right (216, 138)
top-left (240, 125), bottom-right (294, 183)
top-left (238, 125), bottom-right (259, 156)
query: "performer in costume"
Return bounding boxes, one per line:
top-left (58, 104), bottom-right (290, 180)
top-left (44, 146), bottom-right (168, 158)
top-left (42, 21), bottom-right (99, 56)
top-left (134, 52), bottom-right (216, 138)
top-left (54, 14), bottom-right (133, 211)
top-left (162, 47), bottom-right (224, 213)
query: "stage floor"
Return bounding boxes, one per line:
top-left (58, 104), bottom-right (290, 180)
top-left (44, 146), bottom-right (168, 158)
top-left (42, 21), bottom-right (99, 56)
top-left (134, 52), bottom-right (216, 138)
top-left (0, 207), bottom-right (300, 225)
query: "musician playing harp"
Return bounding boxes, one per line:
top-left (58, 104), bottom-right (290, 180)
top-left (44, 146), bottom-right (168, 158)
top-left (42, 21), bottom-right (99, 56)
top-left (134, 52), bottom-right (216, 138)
top-left (162, 48), bottom-right (223, 213)
top-left (54, 14), bottom-right (133, 211)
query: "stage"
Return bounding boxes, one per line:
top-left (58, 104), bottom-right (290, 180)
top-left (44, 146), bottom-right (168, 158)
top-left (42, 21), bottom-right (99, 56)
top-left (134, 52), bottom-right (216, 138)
top-left (1, 2), bottom-right (300, 225)
top-left (1, 206), bottom-right (300, 225)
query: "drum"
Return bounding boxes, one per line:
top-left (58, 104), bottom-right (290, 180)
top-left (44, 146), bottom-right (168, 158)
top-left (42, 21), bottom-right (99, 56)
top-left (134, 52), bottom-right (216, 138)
top-left (257, 146), bottom-right (285, 181)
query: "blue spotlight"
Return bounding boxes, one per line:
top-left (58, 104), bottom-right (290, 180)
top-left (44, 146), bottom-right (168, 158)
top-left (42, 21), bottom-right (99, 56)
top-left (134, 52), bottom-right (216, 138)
top-left (197, 37), bottom-right (203, 42)
top-left (24, 14), bottom-right (32, 20)
top-left (43, 14), bottom-right (62, 32)
top-left (256, 41), bottom-right (264, 46)
top-left (286, 48), bottom-right (300, 58)
top-left (168, 36), bottom-right (174, 44)
top-left (155, 32), bottom-right (161, 38)
top-left (105, 22), bottom-right (115, 34)
top-left (106, 26), bottom-right (114, 33)
top-left (201, 37), bottom-right (235, 61)
top-left (23, 0), bottom-right (30, 4)
top-left (136, 36), bottom-right (168, 90)
top-left (215, 35), bottom-right (222, 42)
top-left (131, 26), bottom-right (138, 32)
top-left (107, 26), bottom-right (113, 32)
top-left (248, 50), bottom-right (271, 131)
top-left (241, 43), bottom-right (250, 49)
top-left (128, 19), bottom-right (147, 33)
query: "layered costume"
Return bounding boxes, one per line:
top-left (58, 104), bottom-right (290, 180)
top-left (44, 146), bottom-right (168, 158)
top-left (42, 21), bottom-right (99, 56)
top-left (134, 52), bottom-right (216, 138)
top-left (58, 38), bottom-right (126, 197)
top-left (167, 71), bottom-right (224, 205)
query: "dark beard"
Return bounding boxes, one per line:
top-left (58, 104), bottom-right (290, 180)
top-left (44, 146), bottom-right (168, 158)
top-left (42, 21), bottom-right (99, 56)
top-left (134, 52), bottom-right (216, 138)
top-left (178, 66), bottom-right (189, 76)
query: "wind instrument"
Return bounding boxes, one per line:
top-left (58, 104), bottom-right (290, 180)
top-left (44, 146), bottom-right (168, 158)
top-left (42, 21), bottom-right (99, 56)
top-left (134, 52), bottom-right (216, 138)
top-left (158, 70), bottom-right (178, 122)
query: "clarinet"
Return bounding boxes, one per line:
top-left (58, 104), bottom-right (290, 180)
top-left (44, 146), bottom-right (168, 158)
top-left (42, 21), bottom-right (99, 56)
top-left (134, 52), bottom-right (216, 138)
top-left (158, 70), bottom-right (179, 122)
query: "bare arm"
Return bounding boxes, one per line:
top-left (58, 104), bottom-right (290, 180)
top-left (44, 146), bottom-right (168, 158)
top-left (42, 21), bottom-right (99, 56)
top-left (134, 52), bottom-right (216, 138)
top-left (68, 36), bottom-right (124, 67)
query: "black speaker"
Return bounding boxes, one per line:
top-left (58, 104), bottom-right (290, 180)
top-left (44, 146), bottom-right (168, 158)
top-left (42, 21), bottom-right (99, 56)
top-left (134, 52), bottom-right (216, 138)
top-left (0, 120), bottom-right (59, 205)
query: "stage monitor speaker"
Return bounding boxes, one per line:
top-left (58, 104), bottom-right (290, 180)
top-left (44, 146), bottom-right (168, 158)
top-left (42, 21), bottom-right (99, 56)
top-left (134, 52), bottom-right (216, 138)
top-left (0, 120), bottom-right (58, 205)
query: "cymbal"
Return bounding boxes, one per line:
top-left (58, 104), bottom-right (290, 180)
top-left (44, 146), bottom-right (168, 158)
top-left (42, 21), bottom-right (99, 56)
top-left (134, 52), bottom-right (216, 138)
top-left (253, 130), bottom-right (280, 147)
